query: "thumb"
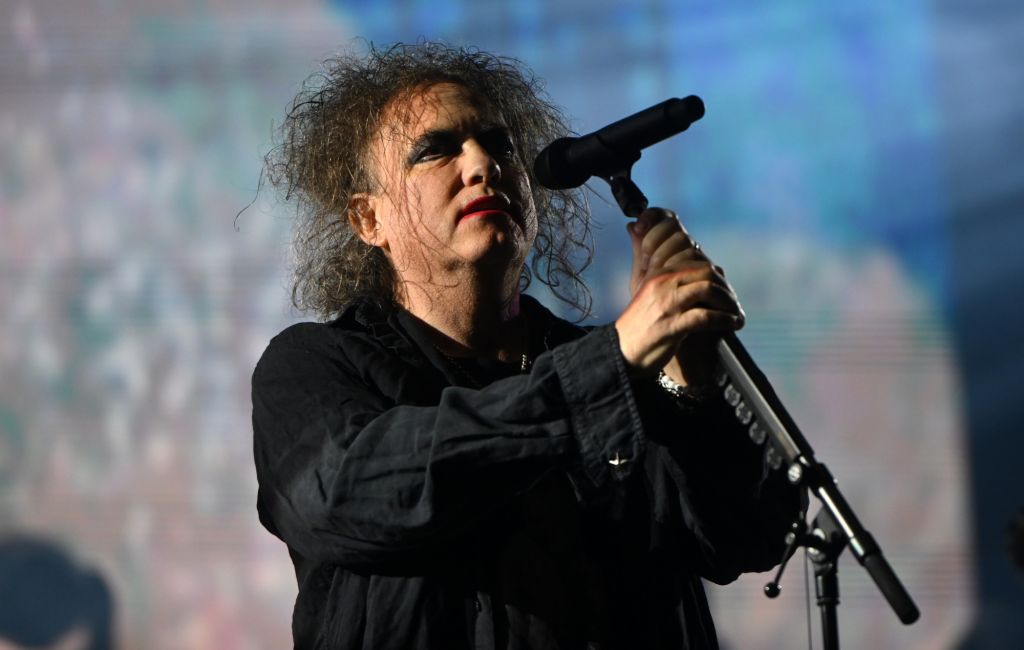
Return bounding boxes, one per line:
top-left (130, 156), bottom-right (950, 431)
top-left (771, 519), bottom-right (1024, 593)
top-left (626, 221), bottom-right (644, 258)
top-left (626, 221), bottom-right (649, 294)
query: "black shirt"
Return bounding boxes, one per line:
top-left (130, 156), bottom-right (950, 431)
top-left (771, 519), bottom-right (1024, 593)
top-left (252, 295), bottom-right (801, 649)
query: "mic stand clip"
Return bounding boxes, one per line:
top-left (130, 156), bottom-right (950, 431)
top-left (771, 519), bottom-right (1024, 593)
top-left (765, 508), bottom-right (848, 650)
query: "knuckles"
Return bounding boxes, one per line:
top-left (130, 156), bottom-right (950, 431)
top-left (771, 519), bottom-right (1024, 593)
top-left (639, 207), bottom-right (677, 222)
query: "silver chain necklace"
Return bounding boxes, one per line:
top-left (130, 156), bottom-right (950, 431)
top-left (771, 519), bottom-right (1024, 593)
top-left (439, 349), bottom-right (530, 388)
top-left (431, 317), bottom-right (531, 387)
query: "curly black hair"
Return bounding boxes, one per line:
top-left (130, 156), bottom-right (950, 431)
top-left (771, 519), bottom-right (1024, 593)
top-left (264, 41), bottom-right (594, 320)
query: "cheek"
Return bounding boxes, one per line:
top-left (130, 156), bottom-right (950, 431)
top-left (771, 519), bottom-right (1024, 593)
top-left (520, 199), bottom-right (539, 245)
top-left (517, 180), bottom-right (538, 238)
top-left (379, 187), bottom-right (446, 261)
top-left (404, 172), bottom-right (454, 226)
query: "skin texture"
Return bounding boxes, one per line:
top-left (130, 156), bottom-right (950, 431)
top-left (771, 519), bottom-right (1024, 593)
top-left (348, 81), bottom-right (743, 380)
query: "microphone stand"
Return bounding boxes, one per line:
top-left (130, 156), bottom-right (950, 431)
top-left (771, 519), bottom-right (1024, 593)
top-left (599, 167), bottom-right (920, 648)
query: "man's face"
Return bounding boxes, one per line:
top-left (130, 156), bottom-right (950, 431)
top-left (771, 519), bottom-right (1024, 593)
top-left (360, 82), bottom-right (538, 288)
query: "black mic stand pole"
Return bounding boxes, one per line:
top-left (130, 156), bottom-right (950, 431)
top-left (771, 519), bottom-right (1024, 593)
top-left (809, 508), bottom-right (846, 650)
top-left (596, 162), bottom-right (920, 649)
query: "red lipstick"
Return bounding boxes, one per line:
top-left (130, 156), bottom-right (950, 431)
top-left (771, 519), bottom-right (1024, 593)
top-left (460, 195), bottom-right (511, 220)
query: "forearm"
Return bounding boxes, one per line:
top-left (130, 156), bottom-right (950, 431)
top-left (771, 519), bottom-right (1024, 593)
top-left (253, 323), bottom-right (645, 570)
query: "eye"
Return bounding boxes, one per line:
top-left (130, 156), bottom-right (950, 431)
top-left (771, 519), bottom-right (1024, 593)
top-left (413, 145), bottom-right (444, 163)
top-left (480, 129), bottom-right (516, 158)
top-left (409, 134), bottom-right (459, 165)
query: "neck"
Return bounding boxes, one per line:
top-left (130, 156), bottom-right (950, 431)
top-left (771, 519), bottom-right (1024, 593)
top-left (399, 267), bottom-right (525, 362)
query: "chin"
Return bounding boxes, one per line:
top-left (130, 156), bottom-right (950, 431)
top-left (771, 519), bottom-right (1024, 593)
top-left (459, 232), bottom-right (529, 269)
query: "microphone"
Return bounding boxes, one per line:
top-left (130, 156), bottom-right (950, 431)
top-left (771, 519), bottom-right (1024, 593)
top-left (533, 95), bottom-right (705, 190)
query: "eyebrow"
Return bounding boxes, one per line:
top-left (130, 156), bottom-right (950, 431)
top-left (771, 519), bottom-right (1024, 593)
top-left (403, 122), bottom-right (508, 166)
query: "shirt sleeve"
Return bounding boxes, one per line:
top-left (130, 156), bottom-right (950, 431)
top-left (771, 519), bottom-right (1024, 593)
top-left (252, 322), bottom-right (645, 572)
top-left (634, 381), bottom-right (805, 585)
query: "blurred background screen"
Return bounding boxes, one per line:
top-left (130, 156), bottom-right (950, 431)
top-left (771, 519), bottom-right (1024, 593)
top-left (1, 0), bottom-right (1021, 648)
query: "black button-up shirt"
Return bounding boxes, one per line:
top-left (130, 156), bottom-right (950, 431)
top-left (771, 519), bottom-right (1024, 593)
top-left (252, 295), bottom-right (801, 649)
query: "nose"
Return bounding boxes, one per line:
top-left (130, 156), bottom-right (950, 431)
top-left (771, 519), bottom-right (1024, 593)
top-left (461, 138), bottom-right (501, 186)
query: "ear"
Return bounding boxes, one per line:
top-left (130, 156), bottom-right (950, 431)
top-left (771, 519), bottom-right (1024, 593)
top-left (347, 193), bottom-right (387, 249)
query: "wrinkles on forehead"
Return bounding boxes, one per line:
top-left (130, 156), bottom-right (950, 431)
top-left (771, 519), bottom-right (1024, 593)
top-left (366, 82), bottom-right (501, 188)
top-left (385, 82), bottom-right (494, 137)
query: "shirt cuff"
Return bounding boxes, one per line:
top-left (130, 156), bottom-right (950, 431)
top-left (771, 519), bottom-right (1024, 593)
top-left (552, 324), bottom-right (646, 491)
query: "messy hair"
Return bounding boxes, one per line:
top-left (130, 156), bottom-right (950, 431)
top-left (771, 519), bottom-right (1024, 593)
top-left (264, 41), bottom-right (593, 320)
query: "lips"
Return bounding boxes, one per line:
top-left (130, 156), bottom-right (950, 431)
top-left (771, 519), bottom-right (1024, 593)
top-left (459, 195), bottom-right (513, 220)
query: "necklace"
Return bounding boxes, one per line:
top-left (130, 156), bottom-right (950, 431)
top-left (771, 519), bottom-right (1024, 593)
top-left (438, 349), bottom-right (530, 388)
top-left (430, 317), bottom-right (531, 388)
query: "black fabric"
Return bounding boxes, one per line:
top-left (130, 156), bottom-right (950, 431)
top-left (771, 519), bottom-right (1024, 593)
top-left (252, 295), bottom-right (801, 649)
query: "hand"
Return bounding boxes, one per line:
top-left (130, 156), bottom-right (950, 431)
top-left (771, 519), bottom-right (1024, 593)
top-left (615, 208), bottom-right (744, 381)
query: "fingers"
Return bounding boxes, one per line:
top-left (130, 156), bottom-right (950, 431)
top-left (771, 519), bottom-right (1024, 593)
top-left (631, 210), bottom-right (740, 320)
top-left (670, 305), bottom-right (744, 339)
top-left (656, 259), bottom-right (735, 305)
top-left (619, 210), bottom-right (743, 375)
top-left (640, 214), bottom-right (693, 260)
top-left (672, 280), bottom-right (744, 322)
top-left (661, 250), bottom-right (712, 274)
top-left (633, 208), bottom-right (706, 280)
top-left (654, 270), bottom-right (740, 312)
top-left (634, 207), bottom-right (676, 237)
top-left (649, 270), bottom-right (746, 334)
top-left (615, 277), bottom-right (742, 375)
top-left (629, 208), bottom-right (686, 294)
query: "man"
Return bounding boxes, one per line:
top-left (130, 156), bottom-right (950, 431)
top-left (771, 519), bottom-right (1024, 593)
top-left (254, 42), bottom-right (800, 649)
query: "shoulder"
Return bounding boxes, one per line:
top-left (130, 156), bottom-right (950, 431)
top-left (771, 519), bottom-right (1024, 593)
top-left (254, 300), bottom-right (397, 380)
top-left (251, 299), bottom-right (447, 410)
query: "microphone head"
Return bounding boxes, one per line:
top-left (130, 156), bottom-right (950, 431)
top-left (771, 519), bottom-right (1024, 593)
top-left (673, 95), bottom-right (705, 124)
top-left (533, 137), bottom-right (592, 190)
top-left (533, 95), bottom-right (706, 191)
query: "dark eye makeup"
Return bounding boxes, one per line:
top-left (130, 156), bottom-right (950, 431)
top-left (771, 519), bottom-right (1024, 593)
top-left (408, 131), bottom-right (460, 165)
top-left (478, 128), bottom-right (516, 158)
top-left (407, 126), bottom-right (516, 166)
